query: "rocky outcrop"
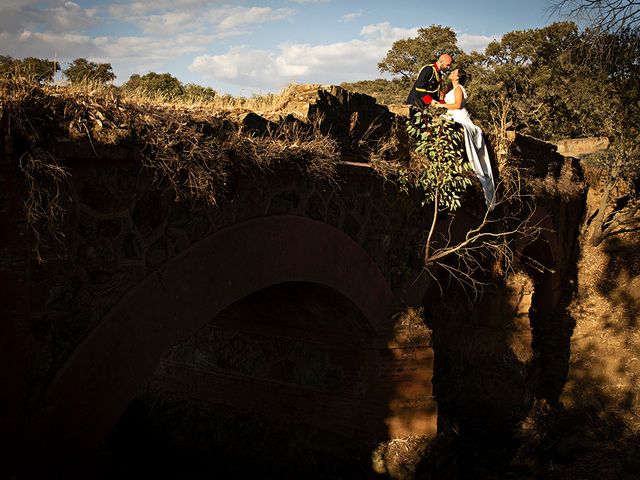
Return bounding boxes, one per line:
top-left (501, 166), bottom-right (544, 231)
top-left (554, 136), bottom-right (609, 158)
top-left (270, 84), bottom-right (398, 159)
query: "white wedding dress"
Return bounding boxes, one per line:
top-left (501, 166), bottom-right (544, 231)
top-left (443, 85), bottom-right (496, 210)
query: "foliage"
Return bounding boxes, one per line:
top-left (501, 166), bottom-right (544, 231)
top-left (584, 132), bottom-right (640, 245)
top-left (183, 83), bottom-right (217, 102)
top-left (400, 108), bottom-right (544, 300)
top-left (402, 108), bottom-right (470, 210)
top-left (0, 55), bottom-right (59, 84)
top-left (340, 78), bottom-right (411, 105)
top-left (121, 72), bottom-right (185, 99)
top-left (378, 25), bottom-right (464, 80)
top-left (63, 58), bottom-right (116, 84)
top-left (462, 22), bottom-right (638, 141)
top-left (1, 75), bottom-right (341, 259)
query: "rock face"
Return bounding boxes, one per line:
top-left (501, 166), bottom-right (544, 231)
top-left (272, 84), bottom-right (398, 158)
top-left (554, 136), bottom-right (609, 158)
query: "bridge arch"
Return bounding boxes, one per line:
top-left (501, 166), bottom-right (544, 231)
top-left (37, 215), bottom-right (394, 453)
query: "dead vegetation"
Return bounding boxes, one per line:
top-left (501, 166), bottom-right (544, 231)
top-left (1, 76), bottom-right (344, 259)
top-left (19, 149), bottom-right (72, 262)
top-left (371, 434), bottom-right (434, 480)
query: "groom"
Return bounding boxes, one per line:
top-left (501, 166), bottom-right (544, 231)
top-left (405, 53), bottom-right (452, 109)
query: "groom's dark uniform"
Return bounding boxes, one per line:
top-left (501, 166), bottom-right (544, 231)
top-left (406, 63), bottom-right (443, 108)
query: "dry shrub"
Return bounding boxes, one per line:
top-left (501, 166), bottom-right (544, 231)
top-left (368, 121), bottom-right (411, 181)
top-left (391, 307), bottom-right (432, 348)
top-left (528, 158), bottom-right (585, 201)
top-left (138, 111), bottom-right (340, 206)
top-left (511, 398), bottom-right (640, 479)
top-left (19, 149), bottom-right (72, 262)
top-left (1, 76), bottom-right (341, 256)
top-left (371, 435), bottom-right (434, 480)
top-left (1, 76), bottom-right (131, 145)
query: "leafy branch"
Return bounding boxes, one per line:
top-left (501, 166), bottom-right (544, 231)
top-left (403, 107), bottom-right (547, 302)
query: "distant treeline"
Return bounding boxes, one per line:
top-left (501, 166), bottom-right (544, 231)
top-left (0, 55), bottom-right (217, 101)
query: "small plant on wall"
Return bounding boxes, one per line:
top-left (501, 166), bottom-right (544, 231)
top-left (402, 107), bottom-right (471, 211)
top-left (401, 107), bottom-right (545, 302)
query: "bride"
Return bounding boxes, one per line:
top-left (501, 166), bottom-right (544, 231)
top-left (432, 68), bottom-right (496, 210)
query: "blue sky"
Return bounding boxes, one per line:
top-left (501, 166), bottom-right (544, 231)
top-left (1, 0), bottom-right (562, 95)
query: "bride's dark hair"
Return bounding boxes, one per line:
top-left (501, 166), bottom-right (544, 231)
top-left (457, 68), bottom-right (468, 85)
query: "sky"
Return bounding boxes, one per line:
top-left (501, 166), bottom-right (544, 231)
top-left (1, 0), bottom-right (563, 96)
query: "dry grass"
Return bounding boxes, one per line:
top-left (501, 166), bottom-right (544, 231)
top-left (1, 76), bottom-right (341, 259)
top-left (115, 83), bottom-right (297, 115)
top-left (502, 185), bottom-right (640, 479)
top-left (390, 307), bottom-right (432, 348)
top-left (528, 157), bottom-right (586, 202)
top-left (19, 149), bottom-right (72, 262)
top-left (367, 121), bottom-right (411, 181)
top-left (371, 434), bottom-right (434, 480)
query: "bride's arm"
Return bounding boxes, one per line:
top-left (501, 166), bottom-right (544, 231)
top-left (433, 86), bottom-right (463, 109)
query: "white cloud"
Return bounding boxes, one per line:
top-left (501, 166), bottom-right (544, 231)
top-left (47, 1), bottom-right (97, 32)
top-left (100, 33), bottom-right (213, 64)
top-left (110, 4), bottom-right (294, 37)
top-left (0, 0), bottom-right (96, 34)
top-left (458, 33), bottom-right (499, 53)
top-left (188, 22), bottom-right (419, 90)
top-left (136, 11), bottom-right (199, 35)
top-left (339, 10), bottom-right (363, 23)
top-left (359, 22), bottom-right (418, 40)
top-left (215, 6), bottom-right (294, 31)
top-left (189, 46), bottom-right (280, 89)
top-left (1, 30), bottom-right (101, 60)
top-left (109, 0), bottom-right (212, 19)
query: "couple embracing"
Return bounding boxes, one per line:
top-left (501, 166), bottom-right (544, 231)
top-left (406, 54), bottom-right (496, 211)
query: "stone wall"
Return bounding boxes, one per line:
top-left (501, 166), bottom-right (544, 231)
top-left (0, 85), bottom-right (588, 476)
top-left (1, 137), bottom-right (441, 469)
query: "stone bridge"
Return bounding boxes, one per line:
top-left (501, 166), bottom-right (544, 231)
top-left (0, 86), bottom-right (585, 473)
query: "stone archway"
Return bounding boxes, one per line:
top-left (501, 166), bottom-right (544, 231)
top-left (34, 215), bottom-right (394, 456)
top-left (522, 224), bottom-right (576, 403)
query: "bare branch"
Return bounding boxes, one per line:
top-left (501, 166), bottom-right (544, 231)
top-left (422, 177), bottom-right (547, 302)
top-left (551, 0), bottom-right (640, 34)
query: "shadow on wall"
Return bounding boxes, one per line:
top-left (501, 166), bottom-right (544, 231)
top-left (105, 282), bottom-right (385, 480)
top-left (418, 237), bottom-right (578, 479)
top-left (546, 228), bottom-right (640, 479)
top-left (103, 283), bottom-right (438, 480)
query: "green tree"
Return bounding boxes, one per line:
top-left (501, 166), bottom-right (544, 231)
top-left (183, 83), bottom-right (217, 102)
top-left (63, 58), bottom-right (116, 84)
top-left (472, 21), bottom-right (639, 245)
top-left (340, 78), bottom-right (411, 104)
top-left (402, 108), bottom-right (542, 298)
top-left (378, 25), bottom-right (463, 80)
top-left (0, 55), bottom-right (60, 84)
top-left (464, 22), bottom-right (625, 139)
top-left (121, 72), bottom-right (185, 99)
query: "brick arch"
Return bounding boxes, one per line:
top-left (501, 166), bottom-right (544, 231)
top-left (36, 215), bottom-right (394, 454)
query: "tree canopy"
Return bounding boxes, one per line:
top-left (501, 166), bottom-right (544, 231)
top-left (371, 18), bottom-right (640, 246)
top-left (63, 58), bottom-right (116, 84)
top-left (0, 56), bottom-right (60, 84)
top-left (122, 72), bottom-right (185, 99)
top-left (378, 25), bottom-right (463, 80)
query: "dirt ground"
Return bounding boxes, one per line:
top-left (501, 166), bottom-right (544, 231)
top-left (492, 178), bottom-right (640, 480)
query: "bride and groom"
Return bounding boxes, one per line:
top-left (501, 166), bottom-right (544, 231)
top-left (406, 54), bottom-right (496, 210)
